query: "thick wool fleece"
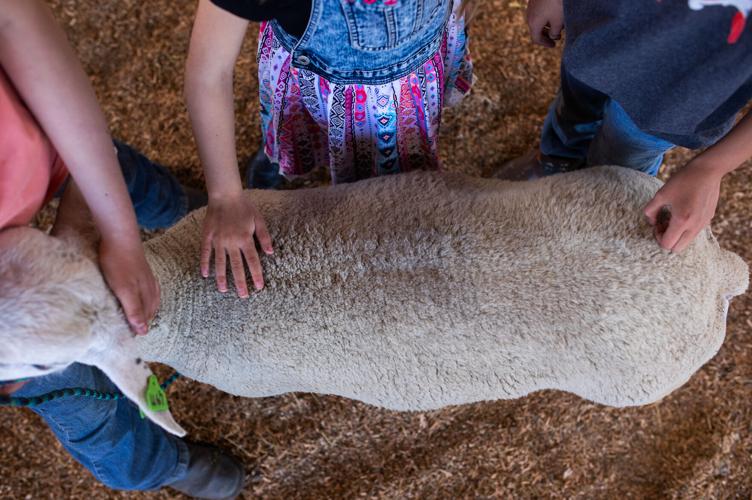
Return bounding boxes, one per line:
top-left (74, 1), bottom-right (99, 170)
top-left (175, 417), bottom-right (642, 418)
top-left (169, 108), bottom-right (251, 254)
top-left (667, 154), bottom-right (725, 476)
top-left (134, 166), bottom-right (748, 409)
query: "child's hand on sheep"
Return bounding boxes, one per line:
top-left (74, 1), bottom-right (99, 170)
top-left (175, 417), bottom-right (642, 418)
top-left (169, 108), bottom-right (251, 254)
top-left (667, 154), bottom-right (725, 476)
top-left (526, 0), bottom-right (564, 48)
top-left (643, 162), bottom-right (722, 253)
top-left (0, 0), bottom-right (162, 336)
top-left (200, 194), bottom-right (273, 298)
top-left (644, 111), bottom-right (752, 253)
top-left (99, 237), bottom-right (161, 335)
top-left (51, 181), bottom-right (160, 336)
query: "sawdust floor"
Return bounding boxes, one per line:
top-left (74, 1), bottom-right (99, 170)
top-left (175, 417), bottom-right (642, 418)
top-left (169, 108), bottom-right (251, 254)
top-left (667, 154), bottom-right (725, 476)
top-left (1, 1), bottom-right (751, 498)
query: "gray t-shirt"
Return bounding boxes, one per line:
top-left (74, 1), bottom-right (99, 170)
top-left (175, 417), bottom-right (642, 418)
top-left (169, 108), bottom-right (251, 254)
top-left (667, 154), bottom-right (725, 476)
top-left (563, 0), bottom-right (752, 149)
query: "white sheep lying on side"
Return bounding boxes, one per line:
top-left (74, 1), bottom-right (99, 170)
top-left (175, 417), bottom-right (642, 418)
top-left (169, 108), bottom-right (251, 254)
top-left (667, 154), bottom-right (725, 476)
top-left (0, 166), bottom-right (747, 437)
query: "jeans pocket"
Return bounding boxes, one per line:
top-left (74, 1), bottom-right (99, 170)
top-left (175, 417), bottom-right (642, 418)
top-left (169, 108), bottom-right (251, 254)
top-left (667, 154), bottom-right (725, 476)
top-left (340, 0), bottom-right (433, 52)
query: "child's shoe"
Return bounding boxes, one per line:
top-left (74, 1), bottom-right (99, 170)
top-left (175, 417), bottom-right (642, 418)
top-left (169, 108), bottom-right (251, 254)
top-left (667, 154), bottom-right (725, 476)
top-left (167, 442), bottom-right (245, 499)
top-left (244, 147), bottom-right (282, 189)
top-left (492, 150), bottom-right (585, 181)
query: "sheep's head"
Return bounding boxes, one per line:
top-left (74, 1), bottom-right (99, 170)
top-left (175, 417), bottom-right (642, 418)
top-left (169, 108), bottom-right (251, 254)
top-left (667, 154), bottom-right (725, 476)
top-left (0, 227), bottom-right (185, 436)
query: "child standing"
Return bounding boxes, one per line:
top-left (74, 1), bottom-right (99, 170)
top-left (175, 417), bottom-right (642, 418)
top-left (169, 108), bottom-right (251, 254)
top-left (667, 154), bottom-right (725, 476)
top-left (0, 1), bottom-right (240, 497)
top-left (185, 0), bottom-right (474, 297)
top-left (499, 0), bottom-right (752, 254)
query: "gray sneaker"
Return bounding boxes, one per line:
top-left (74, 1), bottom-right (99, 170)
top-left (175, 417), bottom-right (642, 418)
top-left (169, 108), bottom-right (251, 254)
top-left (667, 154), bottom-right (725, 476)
top-left (167, 443), bottom-right (245, 499)
top-left (492, 150), bottom-right (585, 181)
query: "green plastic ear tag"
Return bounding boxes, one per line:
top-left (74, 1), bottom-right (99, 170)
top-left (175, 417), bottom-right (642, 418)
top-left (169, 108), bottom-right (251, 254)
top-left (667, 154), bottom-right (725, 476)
top-left (139, 375), bottom-right (169, 419)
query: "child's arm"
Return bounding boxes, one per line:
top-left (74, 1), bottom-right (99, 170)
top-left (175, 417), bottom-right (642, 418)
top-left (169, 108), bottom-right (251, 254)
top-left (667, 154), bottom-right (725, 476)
top-left (526, 0), bottom-right (564, 47)
top-left (185, 0), bottom-right (273, 299)
top-left (51, 180), bottom-right (97, 244)
top-left (0, 0), bottom-right (158, 335)
top-left (644, 110), bottom-right (752, 253)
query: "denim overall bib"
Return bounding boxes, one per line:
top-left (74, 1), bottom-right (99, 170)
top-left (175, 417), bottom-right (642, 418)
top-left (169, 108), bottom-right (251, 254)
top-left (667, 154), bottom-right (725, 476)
top-left (257, 0), bottom-right (472, 182)
top-left (269, 0), bottom-right (455, 84)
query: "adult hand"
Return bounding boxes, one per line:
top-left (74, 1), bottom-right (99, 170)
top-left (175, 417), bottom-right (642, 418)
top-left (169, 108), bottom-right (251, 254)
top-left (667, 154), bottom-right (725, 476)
top-left (99, 237), bottom-right (160, 335)
top-left (200, 194), bottom-right (273, 298)
top-left (643, 161), bottom-right (723, 253)
top-left (526, 0), bottom-right (564, 48)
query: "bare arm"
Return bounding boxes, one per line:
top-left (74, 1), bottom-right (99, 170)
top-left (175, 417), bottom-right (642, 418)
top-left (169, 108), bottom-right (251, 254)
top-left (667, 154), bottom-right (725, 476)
top-left (645, 110), bottom-right (752, 252)
top-left (185, 0), bottom-right (248, 200)
top-left (691, 110), bottom-right (752, 175)
top-left (51, 181), bottom-right (97, 243)
top-left (185, 0), bottom-right (273, 298)
top-left (0, 0), bottom-right (158, 334)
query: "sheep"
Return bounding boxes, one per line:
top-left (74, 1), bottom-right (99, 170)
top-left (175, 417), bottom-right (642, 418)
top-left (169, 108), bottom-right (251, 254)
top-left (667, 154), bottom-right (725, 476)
top-left (0, 166), bottom-right (747, 437)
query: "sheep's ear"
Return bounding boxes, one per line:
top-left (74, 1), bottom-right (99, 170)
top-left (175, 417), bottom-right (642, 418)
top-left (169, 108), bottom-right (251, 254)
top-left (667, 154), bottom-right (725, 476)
top-left (80, 347), bottom-right (187, 437)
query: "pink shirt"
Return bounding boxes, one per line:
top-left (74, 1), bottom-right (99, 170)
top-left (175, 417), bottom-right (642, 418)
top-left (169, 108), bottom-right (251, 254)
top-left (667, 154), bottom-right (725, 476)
top-left (0, 67), bottom-right (68, 229)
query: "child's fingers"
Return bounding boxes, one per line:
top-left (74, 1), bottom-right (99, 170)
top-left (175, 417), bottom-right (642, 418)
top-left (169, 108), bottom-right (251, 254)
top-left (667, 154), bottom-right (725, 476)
top-left (242, 243), bottom-right (264, 291)
top-left (254, 217), bottom-right (274, 255)
top-left (643, 195), bottom-right (663, 225)
top-left (116, 285), bottom-right (148, 335)
top-left (229, 247), bottom-right (249, 298)
top-left (214, 245), bottom-right (228, 293)
top-left (140, 278), bottom-right (160, 326)
top-left (531, 23), bottom-right (555, 47)
top-left (200, 234), bottom-right (213, 278)
top-left (548, 19), bottom-right (563, 40)
top-left (526, 14), bottom-right (549, 46)
top-left (658, 218), bottom-right (687, 251)
top-left (671, 227), bottom-right (699, 254)
top-left (540, 29), bottom-right (556, 48)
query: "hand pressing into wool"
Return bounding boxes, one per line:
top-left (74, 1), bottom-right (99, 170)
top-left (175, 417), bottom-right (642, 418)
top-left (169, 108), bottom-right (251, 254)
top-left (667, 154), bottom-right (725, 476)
top-left (52, 181), bottom-right (159, 336)
top-left (526, 0), bottom-right (564, 48)
top-left (644, 111), bottom-right (752, 253)
top-left (99, 237), bottom-right (161, 335)
top-left (201, 194), bottom-right (273, 298)
top-left (643, 161), bottom-right (722, 253)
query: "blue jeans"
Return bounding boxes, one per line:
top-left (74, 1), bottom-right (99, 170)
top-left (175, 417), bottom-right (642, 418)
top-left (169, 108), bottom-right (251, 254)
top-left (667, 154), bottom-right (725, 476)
top-left (541, 67), bottom-right (675, 176)
top-left (114, 140), bottom-right (189, 229)
top-left (10, 142), bottom-right (191, 490)
top-left (14, 364), bottom-right (189, 490)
